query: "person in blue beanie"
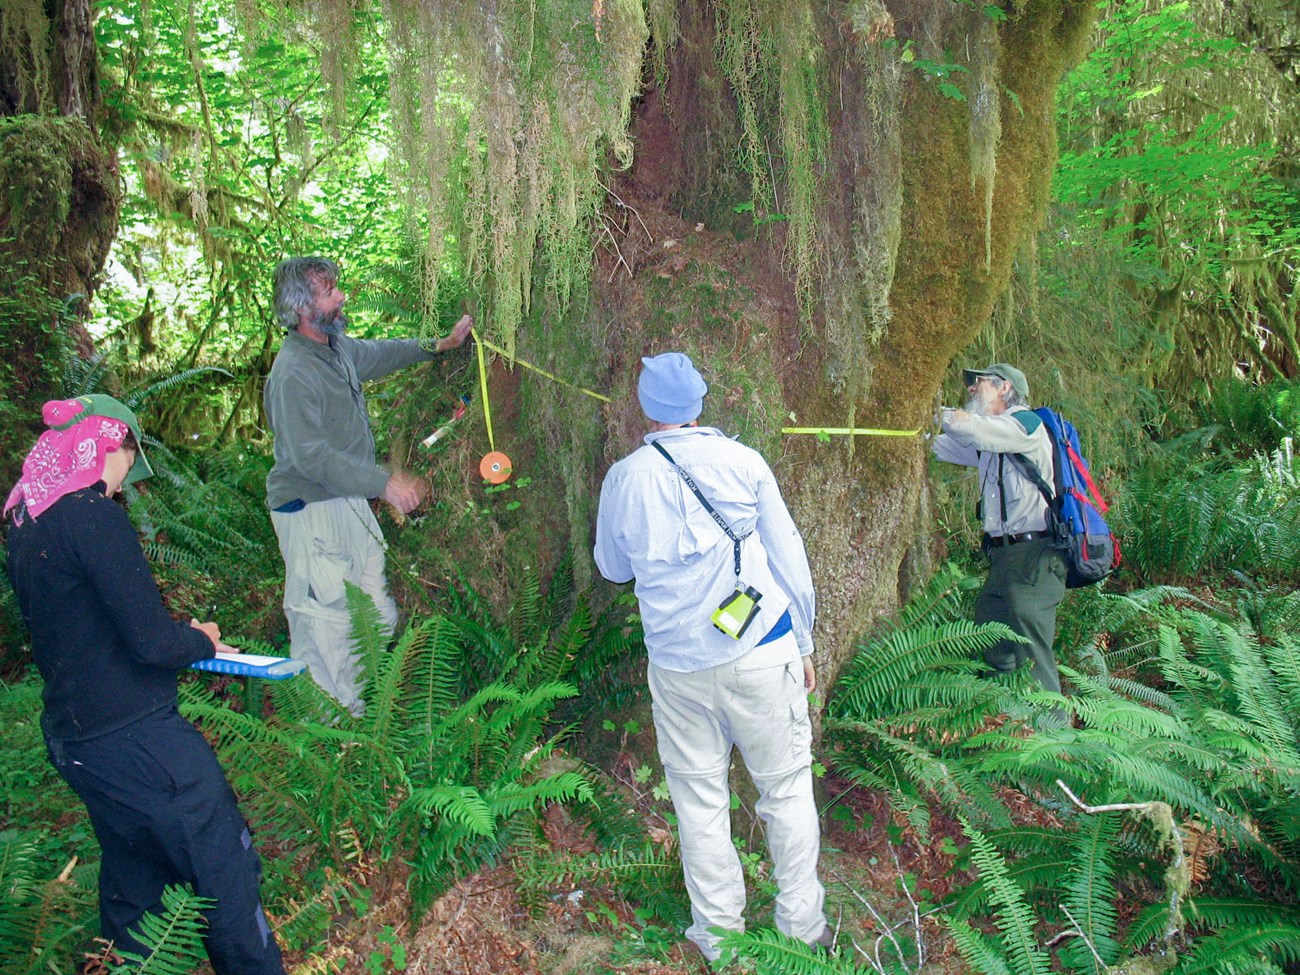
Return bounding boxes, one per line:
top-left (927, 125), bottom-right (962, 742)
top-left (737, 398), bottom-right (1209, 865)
top-left (594, 353), bottom-right (831, 963)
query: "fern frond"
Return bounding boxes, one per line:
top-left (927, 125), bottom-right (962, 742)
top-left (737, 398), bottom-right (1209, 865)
top-left (1172, 923), bottom-right (1300, 975)
top-left (960, 818), bottom-right (1051, 975)
top-left (0, 834), bottom-right (42, 966)
top-left (124, 366), bottom-right (235, 406)
top-left (716, 926), bottom-right (869, 975)
top-left (1058, 812), bottom-right (1122, 973)
top-left (402, 786), bottom-right (496, 836)
top-left (832, 620), bottom-right (1022, 720)
top-left (110, 885), bottom-right (213, 975)
top-left (945, 918), bottom-right (1015, 975)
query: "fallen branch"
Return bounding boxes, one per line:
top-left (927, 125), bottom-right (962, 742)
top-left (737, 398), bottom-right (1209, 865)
top-left (1056, 779), bottom-right (1187, 942)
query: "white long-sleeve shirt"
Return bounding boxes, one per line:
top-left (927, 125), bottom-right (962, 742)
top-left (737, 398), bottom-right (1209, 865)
top-left (594, 426), bottom-right (815, 673)
top-left (932, 407), bottom-right (1054, 537)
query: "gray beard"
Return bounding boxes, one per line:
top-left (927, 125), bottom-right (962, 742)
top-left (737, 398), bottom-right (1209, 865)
top-left (309, 309), bottom-right (348, 336)
top-left (964, 392), bottom-right (985, 415)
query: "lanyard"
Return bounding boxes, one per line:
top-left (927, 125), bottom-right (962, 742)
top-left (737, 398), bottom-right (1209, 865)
top-left (650, 440), bottom-right (751, 578)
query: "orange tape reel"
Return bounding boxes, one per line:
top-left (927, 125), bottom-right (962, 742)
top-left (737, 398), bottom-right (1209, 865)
top-left (479, 451), bottom-right (513, 485)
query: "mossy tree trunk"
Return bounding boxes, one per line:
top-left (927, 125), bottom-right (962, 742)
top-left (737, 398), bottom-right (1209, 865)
top-left (588, 0), bottom-right (1098, 691)
top-left (0, 0), bottom-right (119, 484)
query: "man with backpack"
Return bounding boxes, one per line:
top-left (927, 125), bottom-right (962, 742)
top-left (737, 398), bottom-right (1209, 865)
top-left (933, 363), bottom-right (1069, 695)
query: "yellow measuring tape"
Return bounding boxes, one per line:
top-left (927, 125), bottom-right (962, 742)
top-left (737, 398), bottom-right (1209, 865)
top-left (782, 426), bottom-right (919, 437)
top-left (470, 328), bottom-right (611, 485)
top-left (472, 328), bottom-right (496, 451)
top-left (474, 334), bottom-right (611, 403)
top-left (470, 327), bottom-right (912, 442)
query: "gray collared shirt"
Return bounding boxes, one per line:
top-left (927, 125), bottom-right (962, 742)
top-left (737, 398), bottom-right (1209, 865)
top-left (594, 426), bottom-right (815, 673)
top-left (264, 330), bottom-right (433, 509)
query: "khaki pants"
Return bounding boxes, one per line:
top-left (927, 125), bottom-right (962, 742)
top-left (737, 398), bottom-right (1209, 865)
top-left (270, 497), bottom-right (399, 713)
top-left (648, 633), bottom-right (826, 961)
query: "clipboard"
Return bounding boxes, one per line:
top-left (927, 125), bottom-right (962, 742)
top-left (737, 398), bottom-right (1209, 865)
top-left (190, 652), bottom-right (307, 680)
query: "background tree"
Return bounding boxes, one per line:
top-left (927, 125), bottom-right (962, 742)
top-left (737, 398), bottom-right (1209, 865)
top-left (0, 0), bottom-right (120, 482)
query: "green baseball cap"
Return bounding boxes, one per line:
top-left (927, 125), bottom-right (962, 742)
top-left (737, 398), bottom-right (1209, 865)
top-left (963, 363), bottom-right (1029, 399)
top-left (53, 394), bottom-right (155, 485)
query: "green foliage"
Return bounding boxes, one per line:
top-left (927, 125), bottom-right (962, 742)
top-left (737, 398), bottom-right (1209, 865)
top-left (443, 558), bottom-right (646, 720)
top-left (1048, 0), bottom-right (1300, 395)
top-left (188, 584), bottom-right (594, 922)
top-left (516, 840), bottom-right (689, 931)
top-left (831, 544), bottom-right (1300, 972)
top-left (124, 442), bottom-right (283, 637)
top-left (826, 564), bottom-right (1023, 839)
top-left (1118, 386), bottom-right (1300, 582)
top-left (1058, 813), bottom-right (1122, 973)
top-left (0, 676), bottom-right (99, 975)
top-left (0, 831), bottom-right (93, 975)
top-left (951, 819), bottom-right (1051, 975)
top-left (715, 926), bottom-right (868, 975)
top-left (110, 885), bottom-right (214, 975)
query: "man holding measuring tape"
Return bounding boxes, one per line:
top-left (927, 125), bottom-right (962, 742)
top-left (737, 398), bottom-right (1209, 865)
top-left (264, 256), bottom-right (472, 714)
top-left (594, 352), bottom-right (830, 962)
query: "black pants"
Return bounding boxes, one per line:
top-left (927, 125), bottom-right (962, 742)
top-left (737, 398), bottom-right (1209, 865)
top-left (46, 707), bottom-right (284, 975)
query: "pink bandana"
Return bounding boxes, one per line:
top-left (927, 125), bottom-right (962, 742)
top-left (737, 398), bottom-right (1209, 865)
top-left (4, 399), bottom-right (131, 522)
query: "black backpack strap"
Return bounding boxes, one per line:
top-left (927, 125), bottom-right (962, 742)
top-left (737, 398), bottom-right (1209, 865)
top-left (651, 440), bottom-right (751, 578)
top-left (1008, 452), bottom-right (1054, 507)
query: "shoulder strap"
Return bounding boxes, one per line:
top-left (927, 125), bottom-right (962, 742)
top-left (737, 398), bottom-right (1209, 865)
top-left (1009, 451), bottom-right (1055, 507)
top-left (651, 440), bottom-right (750, 578)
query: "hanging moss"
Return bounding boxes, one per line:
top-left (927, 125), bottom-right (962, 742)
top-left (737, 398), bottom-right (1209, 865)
top-left (644, 0), bottom-right (680, 93)
top-left (0, 0), bottom-right (53, 113)
top-left (812, 9), bottom-right (904, 406)
top-left (713, 0), bottom-right (828, 322)
top-left (967, 8), bottom-right (1002, 272)
top-left (366, 0), bottom-right (648, 359)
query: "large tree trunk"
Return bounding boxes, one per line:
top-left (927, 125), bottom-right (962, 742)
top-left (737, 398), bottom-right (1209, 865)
top-left (0, 0), bottom-right (119, 486)
top-left (588, 0), bottom-right (1097, 691)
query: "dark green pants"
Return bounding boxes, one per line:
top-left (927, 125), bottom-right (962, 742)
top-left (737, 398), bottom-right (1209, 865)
top-left (975, 537), bottom-right (1068, 693)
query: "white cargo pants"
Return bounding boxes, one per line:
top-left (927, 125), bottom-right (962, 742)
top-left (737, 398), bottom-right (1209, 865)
top-left (647, 632), bottom-right (826, 961)
top-left (270, 497), bottom-right (399, 713)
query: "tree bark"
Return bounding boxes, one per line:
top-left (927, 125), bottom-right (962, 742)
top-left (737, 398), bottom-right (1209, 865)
top-left (0, 0), bottom-right (118, 486)
top-left (593, 0), bottom-right (1098, 692)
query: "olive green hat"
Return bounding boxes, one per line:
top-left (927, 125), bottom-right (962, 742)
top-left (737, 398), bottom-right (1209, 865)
top-left (963, 363), bottom-right (1029, 399)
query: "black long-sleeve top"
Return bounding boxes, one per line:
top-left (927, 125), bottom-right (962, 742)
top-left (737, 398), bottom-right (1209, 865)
top-left (5, 484), bottom-right (214, 741)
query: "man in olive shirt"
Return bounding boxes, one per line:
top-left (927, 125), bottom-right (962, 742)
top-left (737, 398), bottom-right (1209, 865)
top-left (264, 256), bottom-right (471, 712)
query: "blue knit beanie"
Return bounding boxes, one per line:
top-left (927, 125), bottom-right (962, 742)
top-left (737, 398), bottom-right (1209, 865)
top-left (637, 353), bottom-right (708, 424)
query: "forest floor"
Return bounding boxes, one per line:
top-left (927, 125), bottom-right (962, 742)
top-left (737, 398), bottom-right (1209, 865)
top-left (251, 693), bottom-right (1080, 975)
top-left (281, 770), bottom-right (999, 975)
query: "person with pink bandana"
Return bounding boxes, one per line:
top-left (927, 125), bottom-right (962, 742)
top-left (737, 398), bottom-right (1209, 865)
top-left (4, 395), bottom-right (284, 974)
